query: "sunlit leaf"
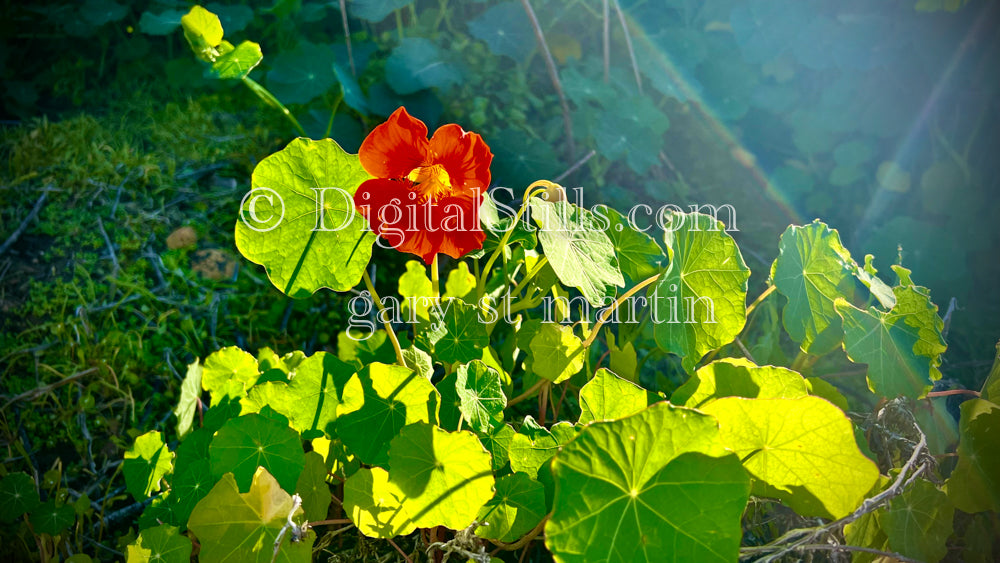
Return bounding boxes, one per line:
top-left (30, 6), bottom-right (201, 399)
top-left (547, 402), bottom-right (749, 562)
top-left (387, 423), bottom-right (495, 529)
top-left (578, 368), bottom-right (660, 424)
top-left (670, 358), bottom-right (808, 408)
top-left (188, 469), bottom-right (313, 562)
top-left (126, 525), bottom-right (192, 563)
top-left (529, 197), bottom-right (624, 307)
top-left (343, 467), bottom-right (415, 538)
top-left (946, 398), bottom-right (1000, 513)
top-left (475, 472), bottom-right (546, 542)
top-left (529, 323), bottom-right (584, 384)
top-left (651, 211), bottom-right (749, 372)
top-left (209, 413), bottom-right (305, 493)
top-left (235, 138), bottom-right (375, 297)
top-left (702, 396), bottom-right (879, 519)
top-left (124, 431), bottom-right (174, 501)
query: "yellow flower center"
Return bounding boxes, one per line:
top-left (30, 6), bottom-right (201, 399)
top-left (407, 164), bottom-right (453, 202)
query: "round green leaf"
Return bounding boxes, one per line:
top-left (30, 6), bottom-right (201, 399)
top-left (126, 524), bottom-right (193, 563)
top-left (670, 358), bottom-right (808, 408)
top-left (771, 221), bottom-right (859, 355)
top-left (481, 423), bottom-right (515, 473)
top-left (212, 40), bottom-right (262, 79)
top-left (201, 346), bottom-right (259, 406)
top-left (189, 468), bottom-right (313, 563)
top-left (29, 499), bottom-right (76, 536)
top-left (235, 138), bottom-right (375, 298)
top-left (426, 299), bottom-right (489, 364)
top-left (266, 42), bottom-right (337, 105)
top-left (0, 472), bottom-right (40, 523)
top-left (702, 396), bottom-right (879, 519)
top-left (603, 207), bottom-right (665, 284)
top-left (529, 323), bottom-right (584, 384)
top-left (651, 211), bottom-right (750, 372)
top-left (883, 480), bottom-right (954, 563)
top-left (509, 419), bottom-right (578, 478)
top-left (243, 352), bottom-right (355, 439)
top-left (343, 467), bottom-right (415, 538)
top-left (124, 431), bottom-right (174, 501)
top-left (529, 197), bottom-right (624, 307)
top-left (946, 398), bottom-right (1000, 513)
top-left (387, 422), bottom-right (495, 529)
top-left (455, 360), bottom-right (506, 433)
top-left (295, 451), bottom-right (331, 522)
top-left (475, 472), bottom-right (546, 542)
top-left (385, 38), bottom-right (462, 95)
top-left (335, 363), bottom-right (439, 466)
top-left (209, 413), bottom-right (305, 493)
top-left (467, 2), bottom-right (533, 60)
top-left (578, 368), bottom-right (660, 424)
top-left (547, 402), bottom-right (750, 562)
top-left (836, 284), bottom-right (946, 400)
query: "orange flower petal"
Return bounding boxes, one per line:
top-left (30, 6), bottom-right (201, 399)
top-left (359, 107), bottom-right (430, 179)
top-left (428, 124), bottom-right (493, 196)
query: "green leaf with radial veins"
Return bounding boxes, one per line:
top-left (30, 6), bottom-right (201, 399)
top-left (126, 525), bottom-right (192, 563)
top-left (546, 402), bottom-right (750, 563)
top-left (670, 358), bottom-right (808, 408)
top-left (771, 221), bottom-right (853, 354)
top-left (0, 472), bottom-right (40, 523)
top-left (334, 363), bottom-right (439, 467)
top-left (946, 398), bottom-right (1000, 513)
top-left (475, 472), bottom-right (546, 542)
top-left (30, 499), bottom-right (76, 536)
top-left (455, 360), bottom-right (506, 433)
top-left (212, 40), bottom-right (262, 79)
top-left (343, 467), bottom-right (415, 538)
top-left (295, 452), bottom-right (331, 522)
top-left (201, 346), bottom-right (259, 405)
top-left (242, 352), bottom-right (355, 439)
top-left (425, 299), bottom-right (489, 364)
top-left (481, 423), bottom-right (515, 472)
top-left (578, 368), bottom-right (660, 425)
top-left (651, 211), bottom-right (750, 373)
top-left (701, 396), bottom-right (879, 519)
top-left (385, 38), bottom-right (462, 95)
top-left (509, 420), bottom-right (578, 478)
top-left (235, 138), bottom-right (375, 298)
top-left (602, 206), bottom-right (665, 284)
top-left (835, 284), bottom-right (945, 400)
top-left (209, 413), bottom-right (305, 493)
top-left (387, 423), bottom-right (495, 530)
top-left (529, 322), bottom-right (584, 384)
top-left (882, 479), bottom-right (954, 563)
top-left (188, 469), bottom-right (313, 563)
top-left (124, 431), bottom-right (174, 500)
top-left (529, 197), bottom-right (624, 307)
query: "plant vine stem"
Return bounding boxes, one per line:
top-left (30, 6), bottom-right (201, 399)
top-left (387, 536), bottom-right (414, 563)
top-left (510, 256), bottom-right (548, 298)
top-left (602, 0), bottom-right (610, 83)
top-left (518, 0), bottom-right (575, 158)
top-left (431, 254), bottom-right (440, 299)
top-left (309, 519), bottom-right (353, 526)
top-left (362, 270), bottom-right (406, 366)
top-left (926, 389), bottom-right (980, 397)
top-left (611, 0), bottom-right (642, 94)
top-left (743, 430), bottom-right (928, 563)
top-left (508, 379), bottom-right (549, 407)
top-left (745, 284), bottom-right (776, 318)
top-left (476, 184), bottom-right (549, 300)
top-left (338, 0), bottom-right (356, 76)
top-left (581, 272), bottom-right (662, 349)
top-left (491, 515), bottom-right (549, 551)
top-left (241, 77), bottom-right (306, 137)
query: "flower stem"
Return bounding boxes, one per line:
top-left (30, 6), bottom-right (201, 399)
top-left (431, 254), bottom-right (440, 299)
top-left (581, 272), bottom-right (662, 349)
top-left (362, 270), bottom-right (406, 366)
top-left (241, 76), bottom-right (306, 137)
top-left (476, 182), bottom-right (550, 300)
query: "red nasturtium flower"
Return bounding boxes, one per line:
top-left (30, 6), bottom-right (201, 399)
top-left (354, 107), bottom-right (493, 264)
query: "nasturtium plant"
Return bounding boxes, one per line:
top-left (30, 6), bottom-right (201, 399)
top-left (109, 100), bottom-right (987, 562)
top-left (652, 211), bottom-right (750, 372)
top-left (235, 138), bottom-right (375, 298)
